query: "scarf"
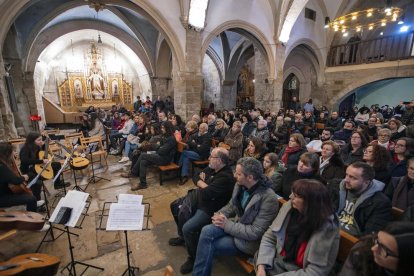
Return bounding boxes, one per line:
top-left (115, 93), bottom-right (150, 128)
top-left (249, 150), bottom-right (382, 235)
top-left (281, 146), bottom-right (301, 165)
top-left (319, 156), bottom-right (331, 174)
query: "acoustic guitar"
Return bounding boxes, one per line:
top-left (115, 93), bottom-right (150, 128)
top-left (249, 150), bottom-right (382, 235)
top-left (54, 141), bottom-right (89, 170)
top-left (0, 253), bottom-right (60, 276)
top-left (34, 137), bottom-right (54, 180)
top-left (7, 156), bottom-right (32, 195)
top-left (0, 210), bottom-right (45, 231)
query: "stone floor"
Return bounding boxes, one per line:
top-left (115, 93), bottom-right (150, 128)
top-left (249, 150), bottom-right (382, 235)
top-left (0, 154), bottom-right (250, 276)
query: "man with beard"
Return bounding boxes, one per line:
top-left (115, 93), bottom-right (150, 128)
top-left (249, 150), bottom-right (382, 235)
top-left (335, 162), bottom-right (391, 237)
top-left (306, 127), bottom-right (334, 153)
top-left (169, 148), bottom-right (235, 274)
top-left (332, 120), bottom-right (355, 143)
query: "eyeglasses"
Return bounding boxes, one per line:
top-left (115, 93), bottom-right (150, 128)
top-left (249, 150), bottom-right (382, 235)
top-left (209, 156), bottom-right (220, 159)
top-left (363, 149), bottom-right (373, 154)
top-left (372, 234), bottom-right (398, 258)
top-left (378, 134), bottom-right (390, 137)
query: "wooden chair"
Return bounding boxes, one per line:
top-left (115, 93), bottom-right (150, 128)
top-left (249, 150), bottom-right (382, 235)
top-left (315, 123), bottom-right (325, 134)
top-left (158, 141), bottom-right (186, 185)
top-left (80, 136), bottom-right (108, 168)
top-left (64, 132), bottom-right (85, 152)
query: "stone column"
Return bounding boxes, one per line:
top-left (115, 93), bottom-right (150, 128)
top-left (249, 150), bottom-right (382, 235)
top-left (152, 77), bottom-right (172, 99)
top-left (221, 81), bottom-right (237, 110)
top-left (254, 47), bottom-right (277, 110)
top-left (173, 29), bottom-right (203, 121)
top-left (22, 71), bottom-right (46, 131)
top-left (0, 55), bottom-right (18, 139)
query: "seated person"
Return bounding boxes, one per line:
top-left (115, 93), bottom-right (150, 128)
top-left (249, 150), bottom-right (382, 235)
top-left (274, 152), bottom-right (324, 199)
top-left (0, 142), bottom-right (37, 212)
top-left (319, 140), bottom-right (345, 183)
top-left (223, 121), bottom-right (244, 165)
top-left (179, 123), bottom-right (211, 184)
top-left (211, 119), bottom-right (229, 142)
top-left (278, 133), bottom-right (307, 169)
top-left (385, 157), bottom-right (414, 211)
top-left (249, 119), bottom-right (270, 144)
top-left (332, 120), bottom-right (355, 143)
top-left (192, 158), bottom-right (279, 276)
top-left (128, 121), bottom-right (177, 190)
top-left (109, 112), bottom-right (134, 153)
top-left (256, 179), bottom-right (339, 276)
top-left (371, 128), bottom-right (395, 152)
top-left (243, 136), bottom-right (266, 161)
top-left (306, 127), bottom-right (334, 153)
top-left (340, 221), bottom-right (414, 276)
top-left (335, 162), bottom-right (392, 237)
top-left (263, 153), bottom-right (283, 193)
top-left (340, 131), bottom-right (368, 167)
top-left (363, 144), bottom-right (391, 184)
top-left (390, 138), bottom-right (414, 178)
top-left (169, 148), bottom-right (235, 274)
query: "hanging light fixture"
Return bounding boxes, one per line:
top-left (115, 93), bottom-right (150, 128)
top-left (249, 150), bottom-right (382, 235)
top-left (326, 4), bottom-right (403, 34)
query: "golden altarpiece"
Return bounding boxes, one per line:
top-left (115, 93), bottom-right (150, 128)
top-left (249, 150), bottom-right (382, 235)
top-left (58, 42), bottom-right (133, 111)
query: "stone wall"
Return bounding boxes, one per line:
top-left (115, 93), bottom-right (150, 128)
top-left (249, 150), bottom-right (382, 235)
top-left (325, 61), bottom-right (414, 110)
top-left (254, 48), bottom-right (277, 110)
top-left (202, 55), bottom-right (221, 109)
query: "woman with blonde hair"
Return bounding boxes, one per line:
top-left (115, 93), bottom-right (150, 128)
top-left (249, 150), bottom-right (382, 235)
top-left (212, 118), bottom-right (229, 142)
top-left (320, 140), bottom-right (345, 182)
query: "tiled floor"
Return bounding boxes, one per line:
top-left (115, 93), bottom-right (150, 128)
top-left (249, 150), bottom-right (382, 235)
top-left (0, 154), bottom-right (250, 275)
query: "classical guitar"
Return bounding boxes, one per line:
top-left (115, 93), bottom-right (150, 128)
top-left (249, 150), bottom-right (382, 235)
top-left (0, 253), bottom-right (60, 276)
top-left (34, 136), bottom-right (54, 180)
top-left (7, 156), bottom-right (32, 195)
top-left (0, 210), bottom-right (45, 231)
top-left (54, 141), bottom-right (89, 170)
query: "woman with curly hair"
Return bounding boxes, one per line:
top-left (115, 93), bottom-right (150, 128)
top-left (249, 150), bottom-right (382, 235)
top-left (319, 140), bottom-right (345, 183)
top-left (390, 137), bottom-right (414, 178)
top-left (363, 144), bottom-right (392, 184)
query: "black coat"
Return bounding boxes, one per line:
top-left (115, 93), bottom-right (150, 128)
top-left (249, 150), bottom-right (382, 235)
top-left (157, 136), bottom-right (177, 162)
top-left (320, 163), bottom-right (345, 183)
top-left (278, 146), bottom-right (307, 169)
top-left (188, 132), bottom-right (211, 160)
top-left (193, 166), bottom-right (235, 216)
top-left (340, 144), bottom-right (364, 166)
top-left (274, 167), bottom-right (326, 199)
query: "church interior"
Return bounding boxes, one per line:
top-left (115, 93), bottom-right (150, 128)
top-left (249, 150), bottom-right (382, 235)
top-left (1, 0), bottom-right (414, 275)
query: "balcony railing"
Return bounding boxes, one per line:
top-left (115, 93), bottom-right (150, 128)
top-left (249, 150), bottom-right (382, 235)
top-left (327, 31), bottom-right (414, 67)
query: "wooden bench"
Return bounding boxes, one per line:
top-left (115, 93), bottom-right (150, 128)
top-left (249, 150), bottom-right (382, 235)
top-left (158, 141), bottom-right (185, 185)
top-left (235, 198), bottom-right (359, 273)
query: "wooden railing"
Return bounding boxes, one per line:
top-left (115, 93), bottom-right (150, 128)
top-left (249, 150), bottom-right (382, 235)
top-left (327, 31), bottom-right (414, 67)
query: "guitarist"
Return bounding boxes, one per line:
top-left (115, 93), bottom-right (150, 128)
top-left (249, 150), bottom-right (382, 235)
top-left (19, 132), bottom-right (69, 195)
top-left (0, 142), bottom-right (37, 212)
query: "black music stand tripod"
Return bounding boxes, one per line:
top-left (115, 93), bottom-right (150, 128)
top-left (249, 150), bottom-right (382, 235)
top-left (87, 143), bottom-right (109, 185)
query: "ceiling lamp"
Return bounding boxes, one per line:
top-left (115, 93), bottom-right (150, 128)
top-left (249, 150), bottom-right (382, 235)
top-left (326, 5), bottom-right (403, 33)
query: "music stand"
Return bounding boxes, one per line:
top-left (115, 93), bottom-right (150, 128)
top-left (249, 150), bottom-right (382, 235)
top-left (97, 201), bottom-right (151, 276)
top-left (51, 191), bottom-right (104, 276)
top-left (87, 142), bottom-right (109, 185)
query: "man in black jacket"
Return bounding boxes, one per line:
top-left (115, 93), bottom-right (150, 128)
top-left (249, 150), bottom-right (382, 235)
top-left (169, 148), bottom-right (235, 274)
top-left (326, 111), bottom-right (342, 131)
top-left (179, 123), bottom-right (211, 184)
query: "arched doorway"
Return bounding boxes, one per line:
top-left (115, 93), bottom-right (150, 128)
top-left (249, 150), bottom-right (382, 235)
top-left (282, 73), bottom-right (300, 109)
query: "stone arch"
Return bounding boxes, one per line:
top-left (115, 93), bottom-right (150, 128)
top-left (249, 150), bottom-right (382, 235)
top-left (25, 20), bottom-right (154, 74)
top-left (0, 0), bottom-right (186, 71)
top-left (332, 70), bottom-right (414, 110)
top-left (156, 39), bottom-right (172, 78)
top-left (285, 38), bottom-right (324, 85)
top-left (278, 0), bottom-right (308, 43)
top-left (201, 20), bottom-right (274, 79)
top-left (205, 47), bottom-right (224, 81)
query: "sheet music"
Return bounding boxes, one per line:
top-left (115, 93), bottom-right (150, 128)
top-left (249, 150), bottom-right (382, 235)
top-left (118, 194), bottom-right (143, 205)
top-left (50, 190), bottom-right (89, 227)
top-left (106, 203), bottom-right (145, 231)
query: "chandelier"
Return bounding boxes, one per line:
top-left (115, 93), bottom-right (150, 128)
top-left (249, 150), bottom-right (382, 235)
top-left (325, 6), bottom-right (404, 36)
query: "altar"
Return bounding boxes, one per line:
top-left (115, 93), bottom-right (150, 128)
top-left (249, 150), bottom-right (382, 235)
top-left (57, 42), bottom-right (133, 111)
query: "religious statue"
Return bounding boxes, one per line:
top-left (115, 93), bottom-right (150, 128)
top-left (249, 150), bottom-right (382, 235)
top-left (88, 69), bottom-right (105, 99)
top-left (74, 79), bottom-right (83, 98)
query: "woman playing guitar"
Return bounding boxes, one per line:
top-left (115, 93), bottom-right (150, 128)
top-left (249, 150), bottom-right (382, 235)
top-left (19, 132), bottom-right (68, 196)
top-left (0, 142), bottom-right (37, 212)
